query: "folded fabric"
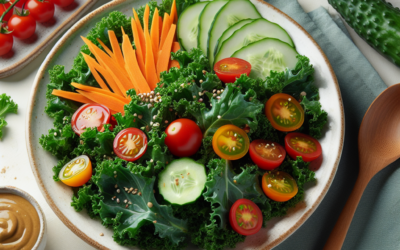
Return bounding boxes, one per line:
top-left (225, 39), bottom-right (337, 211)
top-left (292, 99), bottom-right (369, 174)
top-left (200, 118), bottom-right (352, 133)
top-left (263, 1), bottom-right (400, 249)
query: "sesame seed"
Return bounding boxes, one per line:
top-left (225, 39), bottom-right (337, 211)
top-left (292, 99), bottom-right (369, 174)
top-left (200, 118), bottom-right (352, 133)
top-left (147, 202), bottom-right (153, 208)
top-left (150, 122), bottom-right (153, 126)
top-left (100, 233), bottom-right (104, 236)
top-left (271, 143), bottom-right (275, 147)
top-left (202, 70), bottom-right (206, 74)
top-left (174, 89), bottom-right (177, 92)
top-left (268, 184), bottom-right (272, 188)
top-left (165, 120), bottom-right (168, 124)
top-left (153, 220), bottom-right (157, 223)
top-left (54, 132), bottom-right (57, 136)
top-left (138, 192), bottom-right (142, 196)
top-left (114, 171), bottom-right (117, 174)
top-left (199, 80), bottom-right (203, 83)
top-left (116, 189), bottom-right (120, 193)
top-left (278, 155), bottom-right (282, 158)
top-left (217, 90), bottom-right (221, 94)
top-left (138, 115), bottom-right (143, 119)
top-left (117, 198), bottom-right (120, 203)
top-left (288, 98), bottom-right (292, 101)
top-left (124, 199), bottom-right (128, 203)
top-left (193, 95), bottom-right (196, 99)
top-left (217, 115), bottom-right (221, 119)
top-left (80, 140), bottom-right (84, 145)
top-left (150, 159), bottom-right (154, 162)
top-left (217, 96), bottom-right (221, 100)
top-left (124, 187), bottom-right (128, 191)
top-left (233, 180), bottom-right (237, 183)
top-left (115, 184), bottom-right (118, 188)
top-left (213, 93), bottom-right (217, 97)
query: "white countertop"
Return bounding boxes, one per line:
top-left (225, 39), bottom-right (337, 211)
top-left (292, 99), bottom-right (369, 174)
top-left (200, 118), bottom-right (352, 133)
top-left (0, 0), bottom-right (399, 249)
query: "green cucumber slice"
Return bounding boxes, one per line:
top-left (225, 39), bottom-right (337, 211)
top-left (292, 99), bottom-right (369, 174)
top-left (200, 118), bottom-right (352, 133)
top-left (232, 38), bottom-right (299, 79)
top-left (215, 19), bottom-right (254, 56)
top-left (177, 2), bottom-right (209, 52)
top-left (158, 158), bottom-right (207, 205)
top-left (208, 0), bottom-right (261, 66)
top-left (198, 0), bottom-right (228, 55)
top-left (215, 18), bottom-right (294, 64)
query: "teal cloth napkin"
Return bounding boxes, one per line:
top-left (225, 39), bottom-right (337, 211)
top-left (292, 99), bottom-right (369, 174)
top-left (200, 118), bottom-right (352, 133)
top-left (262, 1), bottom-right (400, 249)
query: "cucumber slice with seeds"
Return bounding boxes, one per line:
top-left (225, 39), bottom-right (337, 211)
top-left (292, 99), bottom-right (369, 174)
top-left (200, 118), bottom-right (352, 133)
top-left (158, 158), bottom-right (207, 205)
top-left (215, 18), bottom-right (294, 63)
top-left (177, 2), bottom-right (209, 52)
top-left (232, 38), bottom-right (298, 79)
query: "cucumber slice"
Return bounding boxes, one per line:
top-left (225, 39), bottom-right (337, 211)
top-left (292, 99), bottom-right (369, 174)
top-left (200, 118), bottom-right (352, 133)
top-left (215, 18), bottom-right (294, 64)
top-left (158, 158), bottom-right (207, 205)
top-left (208, 0), bottom-right (261, 66)
top-left (232, 38), bottom-right (299, 79)
top-left (215, 19), bottom-right (254, 56)
top-left (177, 2), bottom-right (209, 52)
top-left (198, 0), bottom-right (228, 55)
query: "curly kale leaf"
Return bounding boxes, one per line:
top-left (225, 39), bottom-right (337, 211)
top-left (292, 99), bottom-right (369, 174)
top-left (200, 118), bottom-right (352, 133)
top-left (0, 118), bottom-right (7, 140)
top-left (300, 97), bottom-right (328, 139)
top-left (93, 160), bottom-right (188, 245)
top-left (203, 159), bottom-right (267, 228)
top-left (71, 184), bottom-right (102, 219)
top-left (0, 94), bottom-right (18, 140)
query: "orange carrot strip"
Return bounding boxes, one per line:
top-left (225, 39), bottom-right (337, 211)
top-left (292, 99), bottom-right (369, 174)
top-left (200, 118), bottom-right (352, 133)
top-left (143, 4), bottom-right (150, 35)
top-left (121, 35), bottom-right (151, 93)
top-left (131, 18), bottom-right (145, 74)
top-left (133, 8), bottom-right (146, 60)
top-left (159, 16), bottom-right (163, 38)
top-left (81, 52), bottom-right (111, 92)
top-left (108, 30), bottom-right (126, 71)
top-left (96, 38), bottom-right (114, 59)
top-left (121, 27), bottom-right (126, 36)
top-left (169, 42), bottom-right (181, 70)
top-left (157, 24), bottom-right (177, 75)
top-left (151, 8), bottom-right (160, 65)
top-left (160, 13), bottom-right (171, 49)
top-left (52, 90), bottom-right (92, 104)
top-left (170, 0), bottom-right (177, 24)
top-left (71, 82), bottom-right (130, 104)
top-left (144, 27), bottom-right (159, 90)
top-left (77, 90), bottom-right (125, 115)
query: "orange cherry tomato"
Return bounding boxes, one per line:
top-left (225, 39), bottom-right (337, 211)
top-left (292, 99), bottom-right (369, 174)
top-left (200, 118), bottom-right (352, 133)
top-left (212, 124), bottom-right (250, 160)
top-left (265, 93), bottom-right (304, 132)
top-left (262, 170), bottom-right (298, 202)
top-left (214, 57), bottom-right (251, 83)
top-left (59, 155), bottom-right (92, 187)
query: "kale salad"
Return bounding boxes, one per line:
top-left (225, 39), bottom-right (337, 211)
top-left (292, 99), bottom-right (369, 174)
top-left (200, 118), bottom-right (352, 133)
top-left (39, 0), bottom-right (328, 249)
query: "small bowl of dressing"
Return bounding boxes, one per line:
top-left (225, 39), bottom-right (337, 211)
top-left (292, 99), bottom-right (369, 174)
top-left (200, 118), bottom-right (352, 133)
top-left (0, 186), bottom-right (47, 250)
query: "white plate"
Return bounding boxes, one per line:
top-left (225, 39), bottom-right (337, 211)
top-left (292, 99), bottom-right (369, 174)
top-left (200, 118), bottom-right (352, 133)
top-left (26, 0), bottom-right (345, 249)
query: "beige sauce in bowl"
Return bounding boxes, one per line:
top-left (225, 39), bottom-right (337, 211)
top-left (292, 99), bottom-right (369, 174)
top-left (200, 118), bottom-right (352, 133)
top-left (0, 194), bottom-right (40, 250)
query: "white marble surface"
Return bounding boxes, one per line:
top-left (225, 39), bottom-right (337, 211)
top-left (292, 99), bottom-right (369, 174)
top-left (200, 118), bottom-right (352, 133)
top-left (0, 0), bottom-right (399, 249)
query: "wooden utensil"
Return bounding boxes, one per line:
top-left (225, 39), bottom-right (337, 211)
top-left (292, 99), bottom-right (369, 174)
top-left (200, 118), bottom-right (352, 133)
top-left (324, 83), bottom-right (400, 250)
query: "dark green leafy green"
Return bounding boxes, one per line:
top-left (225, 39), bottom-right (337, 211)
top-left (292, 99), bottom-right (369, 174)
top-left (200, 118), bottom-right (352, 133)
top-left (0, 94), bottom-right (18, 140)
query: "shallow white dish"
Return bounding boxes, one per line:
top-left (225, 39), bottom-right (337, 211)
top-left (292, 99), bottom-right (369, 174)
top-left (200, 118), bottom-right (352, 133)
top-left (26, 0), bottom-right (345, 249)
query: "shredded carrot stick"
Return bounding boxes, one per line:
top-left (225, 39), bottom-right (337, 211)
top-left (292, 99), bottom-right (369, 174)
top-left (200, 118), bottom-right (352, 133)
top-left (121, 27), bottom-right (126, 36)
top-left (52, 89), bottom-right (92, 104)
top-left (151, 8), bottom-right (160, 65)
top-left (81, 53), bottom-right (111, 92)
top-left (77, 90), bottom-right (126, 114)
top-left (133, 8), bottom-right (146, 60)
top-left (159, 16), bottom-right (163, 38)
top-left (169, 60), bottom-right (180, 69)
top-left (160, 13), bottom-right (171, 50)
top-left (96, 38), bottom-right (114, 59)
top-left (121, 34), bottom-right (151, 94)
top-left (144, 28), bottom-right (159, 90)
top-left (157, 24), bottom-right (177, 75)
top-left (169, 42), bottom-right (181, 69)
top-left (143, 5), bottom-right (150, 35)
top-left (131, 18), bottom-right (145, 74)
top-left (108, 30), bottom-right (126, 71)
top-left (71, 82), bottom-right (130, 104)
top-left (170, 0), bottom-right (177, 24)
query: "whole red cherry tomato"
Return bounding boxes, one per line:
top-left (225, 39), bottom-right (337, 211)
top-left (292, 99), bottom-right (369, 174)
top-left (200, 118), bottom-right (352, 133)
top-left (10, 0), bottom-right (28, 8)
top-left (0, 1), bottom-right (13, 22)
top-left (26, 0), bottom-right (54, 22)
top-left (0, 32), bottom-right (13, 56)
top-left (8, 13), bottom-right (36, 39)
top-left (51, 0), bottom-right (73, 7)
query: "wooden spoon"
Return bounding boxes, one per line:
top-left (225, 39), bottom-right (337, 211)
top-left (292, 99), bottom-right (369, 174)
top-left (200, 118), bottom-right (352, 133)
top-left (324, 83), bottom-right (400, 250)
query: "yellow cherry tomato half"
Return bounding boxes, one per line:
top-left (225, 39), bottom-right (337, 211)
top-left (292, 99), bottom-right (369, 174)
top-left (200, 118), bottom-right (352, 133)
top-left (212, 124), bottom-right (250, 160)
top-left (262, 170), bottom-right (298, 202)
top-left (265, 93), bottom-right (304, 132)
top-left (59, 155), bottom-right (92, 187)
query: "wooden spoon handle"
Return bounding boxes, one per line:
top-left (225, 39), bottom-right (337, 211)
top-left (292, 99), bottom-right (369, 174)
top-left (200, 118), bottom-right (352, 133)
top-left (323, 174), bottom-right (370, 250)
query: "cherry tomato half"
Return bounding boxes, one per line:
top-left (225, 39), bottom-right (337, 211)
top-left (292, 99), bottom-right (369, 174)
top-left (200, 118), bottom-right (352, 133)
top-left (214, 57), bottom-right (251, 83)
top-left (8, 13), bottom-right (36, 40)
top-left (51, 0), bottom-right (74, 7)
top-left (212, 124), bottom-right (249, 160)
top-left (249, 139), bottom-right (286, 170)
top-left (10, 0), bottom-right (27, 8)
top-left (26, 0), bottom-right (54, 23)
top-left (262, 170), bottom-right (298, 202)
top-left (71, 103), bottom-right (111, 136)
top-left (59, 155), bottom-right (92, 187)
top-left (229, 198), bottom-right (262, 236)
top-left (265, 93), bottom-right (304, 132)
top-left (113, 128), bottom-right (147, 162)
top-left (165, 118), bottom-right (202, 157)
top-left (0, 33), bottom-right (13, 56)
top-left (284, 132), bottom-right (322, 162)
top-left (0, 1), bottom-right (13, 22)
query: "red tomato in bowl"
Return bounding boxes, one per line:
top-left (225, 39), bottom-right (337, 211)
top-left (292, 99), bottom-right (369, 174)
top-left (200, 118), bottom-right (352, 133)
top-left (262, 170), bottom-right (298, 202)
top-left (10, 0), bottom-right (28, 8)
top-left (8, 13), bottom-right (36, 39)
top-left (229, 198), bottom-right (262, 236)
top-left (113, 128), bottom-right (147, 162)
top-left (51, 0), bottom-right (74, 7)
top-left (214, 57), bottom-right (251, 83)
top-left (71, 103), bottom-right (111, 135)
top-left (284, 132), bottom-right (322, 162)
top-left (0, 1), bottom-right (13, 22)
top-left (0, 33), bottom-right (13, 56)
top-left (26, 0), bottom-right (54, 23)
top-left (249, 139), bottom-right (286, 170)
top-left (165, 118), bottom-right (202, 157)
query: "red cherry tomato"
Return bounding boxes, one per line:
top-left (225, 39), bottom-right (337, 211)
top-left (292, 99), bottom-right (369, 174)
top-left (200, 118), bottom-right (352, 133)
top-left (51, 0), bottom-right (73, 7)
top-left (8, 13), bottom-right (36, 40)
top-left (229, 198), bottom-right (262, 236)
top-left (165, 118), bottom-right (203, 157)
top-left (10, 0), bottom-right (28, 8)
top-left (284, 132), bottom-right (322, 162)
top-left (71, 103), bottom-right (111, 136)
top-left (113, 128), bottom-right (147, 162)
top-left (26, 0), bottom-right (54, 23)
top-left (249, 139), bottom-right (286, 170)
top-left (214, 57), bottom-right (251, 83)
top-left (265, 93), bottom-right (304, 132)
top-left (0, 33), bottom-right (13, 56)
top-left (0, 1), bottom-right (13, 22)
top-left (262, 170), bottom-right (298, 202)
